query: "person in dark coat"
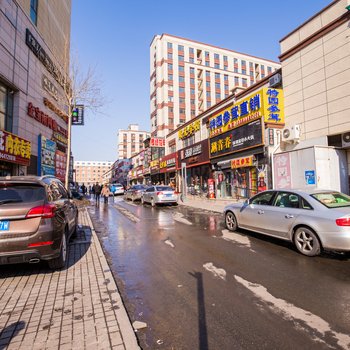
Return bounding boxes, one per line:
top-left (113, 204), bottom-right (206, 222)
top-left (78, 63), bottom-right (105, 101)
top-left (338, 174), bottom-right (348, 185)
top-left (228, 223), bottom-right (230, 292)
top-left (93, 182), bottom-right (102, 205)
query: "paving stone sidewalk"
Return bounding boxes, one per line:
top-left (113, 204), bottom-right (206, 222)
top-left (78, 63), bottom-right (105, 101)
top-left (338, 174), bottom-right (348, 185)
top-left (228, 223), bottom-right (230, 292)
top-left (0, 207), bottom-right (140, 350)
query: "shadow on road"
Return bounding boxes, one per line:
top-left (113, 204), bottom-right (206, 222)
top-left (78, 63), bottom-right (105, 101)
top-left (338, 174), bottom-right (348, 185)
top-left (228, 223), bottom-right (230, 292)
top-left (0, 320), bottom-right (25, 349)
top-left (0, 225), bottom-right (91, 278)
top-left (189, 271), bottom-right (208, 350)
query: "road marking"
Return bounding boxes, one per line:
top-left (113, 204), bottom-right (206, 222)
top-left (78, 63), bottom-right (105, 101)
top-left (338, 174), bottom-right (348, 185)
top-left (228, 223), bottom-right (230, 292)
top-left (164, 239), bottom-right (175, 248)
top-left (203, 262), bottom-right (226, 281)
top-left (234, 275), bottom-right (350, 349)
top-left (113, 205), bottom-right (140, 223)
top-left (173, 212), bottom-right (192, 225)
top-left (221, 229), bottom-right (255, 252)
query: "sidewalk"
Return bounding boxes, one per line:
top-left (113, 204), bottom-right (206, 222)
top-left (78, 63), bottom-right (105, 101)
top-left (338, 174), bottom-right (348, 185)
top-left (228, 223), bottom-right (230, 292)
top-left (0, 208), bottom-right (140, 350)
top-left (178, 195), bottom-right (243, 213)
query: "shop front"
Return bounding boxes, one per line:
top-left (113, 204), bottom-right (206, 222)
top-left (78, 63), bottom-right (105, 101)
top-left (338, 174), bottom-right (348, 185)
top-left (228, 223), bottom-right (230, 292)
top-left (159, 153), bottom-right (177, 187)
top-left (150, 159), bottom-right (160, 184)
top-left (0, 130), bottom-right (31, 176)
top-left (208, 87), bottom-right (284, 199)
top-left (177, 140), bottom-right (211, 196)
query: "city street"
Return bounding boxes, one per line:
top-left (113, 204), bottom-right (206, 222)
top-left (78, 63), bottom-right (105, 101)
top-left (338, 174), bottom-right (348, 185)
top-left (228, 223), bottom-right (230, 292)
top-left (89, 197), bottom-right (350, 350)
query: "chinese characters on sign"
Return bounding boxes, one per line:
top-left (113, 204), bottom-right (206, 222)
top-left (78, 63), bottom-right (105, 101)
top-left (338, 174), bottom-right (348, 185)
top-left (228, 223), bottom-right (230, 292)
top-left (150, 138), bottom-right (165, 147)
top-left (55, 150), bottom-right (66, 182)
top-left (72, 105), bottom-right (84, 126)
top-left (183, 144), bottom-right (202, 159)
top-left (0, 130), bottom-right (31, 166)
top-left (273, 153), bottom-right (292, 189)
top-left (231, 156), bottom-right (254, 169)
top-left (209, 119), bottom-right (263, 158)
top-left (178, 120), bottom-right (200, 139)
top-left (209, 88), bottom-right (284, 137)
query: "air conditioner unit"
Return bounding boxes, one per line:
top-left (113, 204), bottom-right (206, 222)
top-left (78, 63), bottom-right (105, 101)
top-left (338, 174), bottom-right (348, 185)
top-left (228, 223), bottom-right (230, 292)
top-left (269, 73), bottom-right (282, 88)
top-left (342, 132), bottom-right (350, 148)
top-left (282, 124), bottom-right (301, 143)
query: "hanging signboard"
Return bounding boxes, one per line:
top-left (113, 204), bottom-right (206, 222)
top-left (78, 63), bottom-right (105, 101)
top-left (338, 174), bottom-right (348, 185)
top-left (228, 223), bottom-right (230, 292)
top-left (72, 105), bottom-right (84, 125)
top-left (0, 130), bottom-right (31, 166)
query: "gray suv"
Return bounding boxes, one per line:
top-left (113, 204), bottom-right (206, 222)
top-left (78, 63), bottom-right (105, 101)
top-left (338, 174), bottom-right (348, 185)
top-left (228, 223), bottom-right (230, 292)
top-left (0, 175), bottom-right (78, 269)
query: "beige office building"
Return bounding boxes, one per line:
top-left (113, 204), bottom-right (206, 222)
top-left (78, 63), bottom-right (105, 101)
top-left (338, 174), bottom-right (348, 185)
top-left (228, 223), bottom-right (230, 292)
top-left (117, 124), bottom-right (150, 159)
top-left (150, 33), bottom-right (281, 137)
top-left (74, 161), bottom-right (113, 187)
top-left (278, 0), bottom-right (350, 192)
top-left (0, 0), bottom-right (71, 178)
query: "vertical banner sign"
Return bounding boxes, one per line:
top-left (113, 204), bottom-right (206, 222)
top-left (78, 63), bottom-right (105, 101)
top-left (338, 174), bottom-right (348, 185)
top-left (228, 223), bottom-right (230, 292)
top-left (273, 153), bottom-right (292, 189)
top-left (72, 105), bottom-right (84, 125)
top-left (38, 135), bottom-right (56, 176)
top-left (55, 150), bottom-right (67, 182)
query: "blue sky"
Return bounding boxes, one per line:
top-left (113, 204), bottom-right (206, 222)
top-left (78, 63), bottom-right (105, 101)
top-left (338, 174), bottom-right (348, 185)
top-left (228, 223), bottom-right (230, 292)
top-left (71, 0), bottom-right (332, 162)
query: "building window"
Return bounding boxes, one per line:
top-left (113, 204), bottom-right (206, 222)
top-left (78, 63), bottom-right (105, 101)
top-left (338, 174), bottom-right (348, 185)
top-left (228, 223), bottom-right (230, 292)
top-left (233, 58), bottom-right (238, 64)
top-left (191, 109), bottom-right (195, 117)
top-left (189, 47), bottom-right (194, 54)
top-left (169, 107), bottom-right (174, 113)
top-left (215, 83), bottom-right (220, 89)
top-left (241, 60), bottom-right (246, 66)
top-left (206, 101), bottom-right (211, 108)
top-left (168, 74), bottom-right (173, 81)
top-left (205, 51), bottom-right (209, 58)
top-left (223, 56), bottom-right (228, 62)
top-left (178, 55), bottom-right (184, 62)
top-left (0, 83), bottom-right (13, 132)
top-left (179, 108), bottom-right (185, 114)
top-left (224, 84), bottom-right (228, 91)
top-left (179, 87), bottom-right (185, 93)
top-left (190, 78), bottom-right (195, 85)
top-left (214, 53), bottom-right (219, 59)
top-left (167, 42), bottom-right (173, 49)
top-left (179, 97), bottom-right (185, 104)
top-left (206, 91), bottom-right (211, 98)
top-left (190, 88), bottom-right (195, 95)
top-left (234, 67), bottom-right (238, 73)
top-left (224, 75), bottom-right (228, 81)
top-left (190, 99), bottom-right (195, 105)
top-left (30, 0), bottom-right (38, 25)
top-left (267, 66), bottom-right (272, 73)
top-left (190, 67), bottom-right (195, 75)
top-left (234, 76), bottom-right (239, 85)
top-left (206, 81), bottom-right (210, 87)
top-left (215, 73), bottom-right (220, 80)
top-left (242, 78), bottom-right (247, 87)
top-left (169, 96), bottom-right (174, 102)
top-left (206, 71), bottom-right (210, 77)
top-left (168, 63), bottom-right (173, 70)
top-left (178, 45), bottom-right (184, 52)
top-left (189, 57), bottom-right (194, 63)
top-left (216, 93), bottom-right (221, 99)
top-left (179, 66), bottom-right (184, 72)
top-left (214, 63), bottom-right (220, 69)
top-left (205, 61), bottom-right (209, 67)
top-left (179, 76), bottom-right (185, 83)
top-left (168, 53), bottom-right (173, 59)
top-left (242, 69), bottom-right (246, 75)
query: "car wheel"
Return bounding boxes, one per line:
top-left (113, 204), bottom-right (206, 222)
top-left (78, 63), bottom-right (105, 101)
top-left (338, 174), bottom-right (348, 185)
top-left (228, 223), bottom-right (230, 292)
top-left (48, 231), bottom-right (67, 269)
top-left (293, 226), bottom-right (321, 257)
top-left (225, 211), bottom-right (238, 231)
top-left (151, 198), bottom-right (156, 207)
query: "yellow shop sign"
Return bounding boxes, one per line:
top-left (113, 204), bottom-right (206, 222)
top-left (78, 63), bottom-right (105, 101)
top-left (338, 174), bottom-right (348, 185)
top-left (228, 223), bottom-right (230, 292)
top-left (231, 156), bottom-right (254, 169)
top-left (178, 119), bottom-right (200, 140)
top-left (209, 88), bottom-right (284, 137)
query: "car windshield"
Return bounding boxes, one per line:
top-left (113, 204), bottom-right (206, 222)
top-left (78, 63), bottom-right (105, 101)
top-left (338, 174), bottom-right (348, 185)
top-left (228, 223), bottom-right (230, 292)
top-left (134, 185), bottom-right (147, 190)
top-left (156, 186), bottom-right (173, 191)
top-left (311, 192), bottom-right (350, 208)
top-left (0, 184), bottom-right (45, 204)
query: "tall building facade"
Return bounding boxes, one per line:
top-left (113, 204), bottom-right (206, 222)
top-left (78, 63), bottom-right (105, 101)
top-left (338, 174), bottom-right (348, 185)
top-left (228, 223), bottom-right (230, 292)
top-left (74, 161), bottom-right (113, 187)
top-left (0, 0), bottom-right (71, 178)
top-left (117, 124), bottom-right (150, 159)
top-left (150, 34), bottom-right (281, 137)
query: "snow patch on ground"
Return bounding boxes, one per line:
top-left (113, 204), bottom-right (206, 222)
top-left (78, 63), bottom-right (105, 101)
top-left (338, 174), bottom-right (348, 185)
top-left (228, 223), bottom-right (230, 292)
top-left (221, 229), bottom-right (255, 252)
top-left (203, 262), bottom-right (226, 281)
top-left (164, 239), bottom-right (175, 248)
top-left (234, 275), bottom-right (350, 349)
top-left (173, 212), bottom-right (192, 225)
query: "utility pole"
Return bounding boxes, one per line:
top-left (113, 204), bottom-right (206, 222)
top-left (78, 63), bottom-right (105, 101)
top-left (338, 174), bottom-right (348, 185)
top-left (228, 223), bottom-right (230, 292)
top-left (65, 99), bottom-right (74, 189)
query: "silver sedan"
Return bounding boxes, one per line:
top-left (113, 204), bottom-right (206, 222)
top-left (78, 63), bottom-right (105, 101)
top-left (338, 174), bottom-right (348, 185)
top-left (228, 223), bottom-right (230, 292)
top-left (224, 189), bottom-right (350, 257)
top-left (141, 186), bottom-right (178, 207)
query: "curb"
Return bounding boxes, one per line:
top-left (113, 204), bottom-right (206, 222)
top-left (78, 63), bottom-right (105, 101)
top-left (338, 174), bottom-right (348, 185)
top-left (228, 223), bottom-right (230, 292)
top-left (83, 207), bottom-right (141, 350)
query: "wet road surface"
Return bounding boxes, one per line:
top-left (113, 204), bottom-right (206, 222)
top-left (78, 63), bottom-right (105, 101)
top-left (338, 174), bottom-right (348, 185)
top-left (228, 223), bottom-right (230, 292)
top-left (88, 197), bottom-right (350, 350)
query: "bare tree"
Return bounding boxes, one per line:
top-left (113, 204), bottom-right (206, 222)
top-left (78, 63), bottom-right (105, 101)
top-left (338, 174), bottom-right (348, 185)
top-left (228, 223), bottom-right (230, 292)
top-left (64, 56), bottom-right (105, 189)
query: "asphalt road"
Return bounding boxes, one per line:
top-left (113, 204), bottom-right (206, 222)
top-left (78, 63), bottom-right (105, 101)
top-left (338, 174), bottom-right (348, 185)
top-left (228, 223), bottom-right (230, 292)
top-left (88, 197), bottom-right (350, 350)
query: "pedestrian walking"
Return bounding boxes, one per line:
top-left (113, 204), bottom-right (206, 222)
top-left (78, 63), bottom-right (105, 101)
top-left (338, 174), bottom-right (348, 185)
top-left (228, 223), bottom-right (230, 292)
top-left (93, 182), bottom-right (102, 205)
top-left (81, 183), bottom-right (87, 196)
top-left (101, 184), bottom-right (111, 204)
top-left (110, 183), bottom-right (116, 202)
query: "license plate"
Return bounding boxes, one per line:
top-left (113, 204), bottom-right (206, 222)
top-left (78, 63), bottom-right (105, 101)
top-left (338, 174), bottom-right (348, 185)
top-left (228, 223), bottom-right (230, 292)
top-left (0, 221), bottom-right (10, 231)
top-left (166, 194), bottom-right (172, 197)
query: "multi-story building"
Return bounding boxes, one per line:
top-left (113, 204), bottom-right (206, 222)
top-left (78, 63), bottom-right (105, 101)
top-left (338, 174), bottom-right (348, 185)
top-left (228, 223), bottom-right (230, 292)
top-left (278, 0), bottom-right (350, 193)
top-left (117, 124), bottom-right (150, 159)
top-left (74, 161), bottom-right (113, 187)
top-left (0, 1), bottom-right (71, 179)
top-left (150, 33), bottom-right (281, 137)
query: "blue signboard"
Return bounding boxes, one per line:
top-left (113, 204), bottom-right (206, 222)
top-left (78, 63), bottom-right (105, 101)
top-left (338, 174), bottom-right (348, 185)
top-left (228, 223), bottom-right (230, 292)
top-left (38, 135), bottom-right (56, 176)
top-left (305, 170), bottom-right (316, 185)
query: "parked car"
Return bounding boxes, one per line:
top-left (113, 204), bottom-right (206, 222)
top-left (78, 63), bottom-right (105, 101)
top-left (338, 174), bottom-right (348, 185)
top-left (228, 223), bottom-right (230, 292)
top-left (0, 175), bottom-right (78, 269)
top-left (224, 189), bottom-right (350, 257)
top-left (110, 183), bottom-right (125, 196)
top-left (124, 184), bottom-right (148, 201)
top-left (141, 185), bottom-right (178, 206)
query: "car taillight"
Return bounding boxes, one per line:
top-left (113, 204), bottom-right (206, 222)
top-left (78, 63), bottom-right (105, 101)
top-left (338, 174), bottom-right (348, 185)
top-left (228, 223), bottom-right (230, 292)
top-left (26, 204), bottom-right (56, 219)
top-left (336, 217), bottom-right (350, 226)
top-left (157, 191), bottom-right (163, 195)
